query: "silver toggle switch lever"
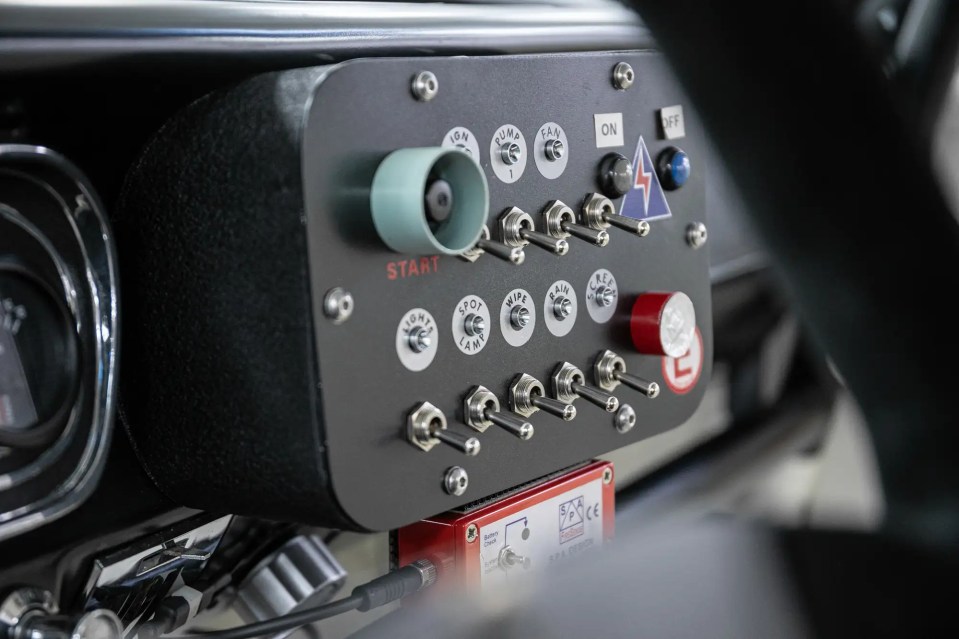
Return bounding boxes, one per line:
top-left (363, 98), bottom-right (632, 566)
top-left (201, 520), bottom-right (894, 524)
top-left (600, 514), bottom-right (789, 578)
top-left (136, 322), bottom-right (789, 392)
top-left (582, 193), bottom-right (650, 237)
top-left (593, 350), bottom-right (660, 398)
top-left (408, 401), bottom-right (482, 456)
top-left (464, 385), bottom-right (534, 440)
top-left (551, 362), bottom-right (620, 412)
top-left (460, 225), bottom-right (525, 265)
top-left (499, 207), bottom-right (568, 256)
top-left (509, 373), bottom-right (576, 421)
top-left (499, 545), bottom-right (531, 570)
top-left (543, 200), bottom-right (609, 247)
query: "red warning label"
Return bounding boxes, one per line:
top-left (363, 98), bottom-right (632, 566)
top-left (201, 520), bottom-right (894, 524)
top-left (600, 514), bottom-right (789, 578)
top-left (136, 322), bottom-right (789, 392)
top-left (662, 328), bottom-right (703, 394)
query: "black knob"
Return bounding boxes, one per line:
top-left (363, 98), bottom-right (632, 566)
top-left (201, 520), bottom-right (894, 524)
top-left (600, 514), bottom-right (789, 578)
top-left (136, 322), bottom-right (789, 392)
top-left (598, 152), bottom-right (634, 198)
top-left (0, 265), bottom-right (80, 448)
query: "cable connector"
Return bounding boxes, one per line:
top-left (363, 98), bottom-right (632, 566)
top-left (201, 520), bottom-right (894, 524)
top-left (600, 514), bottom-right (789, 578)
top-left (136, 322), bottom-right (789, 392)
top-left (352, 559), bottom-right (437, 612)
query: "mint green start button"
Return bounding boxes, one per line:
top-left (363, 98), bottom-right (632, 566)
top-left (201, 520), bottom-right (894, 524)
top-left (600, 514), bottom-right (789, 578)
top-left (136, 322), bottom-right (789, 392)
top-left (370, 147), bottom-right (488, 256)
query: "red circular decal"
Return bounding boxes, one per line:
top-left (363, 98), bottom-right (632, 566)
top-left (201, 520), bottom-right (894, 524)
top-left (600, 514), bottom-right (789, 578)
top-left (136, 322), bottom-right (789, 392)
top-left (661, 328), bottom-right (703, 395)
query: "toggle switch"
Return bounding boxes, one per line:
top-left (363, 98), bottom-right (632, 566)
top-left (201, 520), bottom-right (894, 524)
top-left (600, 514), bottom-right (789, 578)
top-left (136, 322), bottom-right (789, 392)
top-left (509, 373), bottom-right (576, 421)
top-left (550, 362), bottom-right (619, 412)
top-left (498, 545), bottom-right (531, 570)
top-left (461, 225), bottom-right (525, 264)
top-left (593, 350), bottom-right (660, 398)
top-left (582, 193), bottom-right (650, 237)
top-left (542, 200), bottom-right (609, 247)
top-left (499, 207), bottom-right (568, 256)
top-left (464, 385), bottom-right (534, 440)
top-left (407, 401), bottom-right (481, 456)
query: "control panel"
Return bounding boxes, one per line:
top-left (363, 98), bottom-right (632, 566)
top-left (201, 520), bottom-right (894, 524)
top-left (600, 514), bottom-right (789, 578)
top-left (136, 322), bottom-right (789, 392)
top-left (0, 145), bottom-right (119, 541)
top-left (118, 52), bottom-right (711, 531)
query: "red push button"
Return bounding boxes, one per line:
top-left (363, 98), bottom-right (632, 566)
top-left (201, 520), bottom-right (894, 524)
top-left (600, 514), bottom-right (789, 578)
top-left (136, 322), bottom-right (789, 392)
top-left (630, 292), bottom-right (696, 357)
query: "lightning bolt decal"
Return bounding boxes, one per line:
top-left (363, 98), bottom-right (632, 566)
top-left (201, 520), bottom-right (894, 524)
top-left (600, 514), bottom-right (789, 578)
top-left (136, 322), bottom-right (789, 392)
top-left (634, 144), bottom-right (652, 211)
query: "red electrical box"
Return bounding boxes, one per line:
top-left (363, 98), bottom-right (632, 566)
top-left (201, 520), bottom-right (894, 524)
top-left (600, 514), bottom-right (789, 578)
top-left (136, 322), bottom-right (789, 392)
top-left (396, 461), bottom-right (615, 590)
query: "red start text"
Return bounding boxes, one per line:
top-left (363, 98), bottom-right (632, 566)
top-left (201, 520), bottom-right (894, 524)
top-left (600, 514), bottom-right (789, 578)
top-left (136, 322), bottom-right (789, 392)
top-left (386, 256), bottom-right (440, 280)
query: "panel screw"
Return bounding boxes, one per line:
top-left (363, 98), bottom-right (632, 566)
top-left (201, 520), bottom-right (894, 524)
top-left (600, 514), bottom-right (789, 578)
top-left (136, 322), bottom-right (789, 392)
top-left (602, 467), bottom-right (614, 484)
top-left (466, 523), bottom-right (479, 543)
top-left (612, 62), bottom-right (635, 90)
top-left (411, 70), bottom-right (439, 102)
top-left (444, 466), bottom-right (469, 496)
top-left (615, 405), bottom-right (636, 433)
top-left (323, 287), bottom-right (353, 324)
top-left (686, 222), bottom-right (708, 249)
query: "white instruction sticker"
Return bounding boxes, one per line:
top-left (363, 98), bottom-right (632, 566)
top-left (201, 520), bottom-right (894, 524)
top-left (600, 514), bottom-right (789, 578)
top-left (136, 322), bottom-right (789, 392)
top-left (593, 113), bottom-right (624, 148)
top-left (478, 476), bottom-right (605, 586)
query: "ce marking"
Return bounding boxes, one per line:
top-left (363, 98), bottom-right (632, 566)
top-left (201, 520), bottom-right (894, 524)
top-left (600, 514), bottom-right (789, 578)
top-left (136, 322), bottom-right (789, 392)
top-left (585, 503), bottom-right (600, 521)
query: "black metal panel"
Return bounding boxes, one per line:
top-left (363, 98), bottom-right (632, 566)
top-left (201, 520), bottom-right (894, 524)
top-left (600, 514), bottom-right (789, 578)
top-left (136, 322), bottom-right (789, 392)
top-left (119, 52), bottom-right (711, 531)
top-left (304, 52), bottom-right (711, 528)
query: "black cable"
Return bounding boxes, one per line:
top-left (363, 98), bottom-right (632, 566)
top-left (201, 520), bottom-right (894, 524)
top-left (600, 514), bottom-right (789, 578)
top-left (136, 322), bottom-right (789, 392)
top-left (184, 595), bottom-right (363, 639)
top-left (180, 560), bottom-right (436, 639)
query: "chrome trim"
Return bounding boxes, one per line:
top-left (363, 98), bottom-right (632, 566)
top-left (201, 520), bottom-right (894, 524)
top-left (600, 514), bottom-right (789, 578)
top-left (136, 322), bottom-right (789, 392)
top-left (0, 1), bottom-right (649, 68)
top-left (0, 204), bottom-right (85, 491)
top-left (0, 145), bottom-right (120, 543)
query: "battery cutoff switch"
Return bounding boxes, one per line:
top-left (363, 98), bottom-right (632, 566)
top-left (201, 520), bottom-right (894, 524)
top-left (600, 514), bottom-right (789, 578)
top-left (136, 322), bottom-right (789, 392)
top-left (395, 461), bottom-right (615, 592)
top-left (370, 147), bottom-right (488, 256)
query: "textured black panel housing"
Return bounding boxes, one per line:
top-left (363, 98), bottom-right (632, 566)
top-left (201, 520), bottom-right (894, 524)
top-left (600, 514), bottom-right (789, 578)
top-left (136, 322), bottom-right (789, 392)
top-left (118, 53), bottom-right (712, 530)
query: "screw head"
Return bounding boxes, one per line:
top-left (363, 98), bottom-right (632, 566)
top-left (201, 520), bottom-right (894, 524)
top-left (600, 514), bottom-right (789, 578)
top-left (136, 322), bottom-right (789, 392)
top-left (603, 467), bottom-right (614, 484)
top-left (323, 287), bottom-right (353, 324)
top-left (466, 523), bottom-right (479, 543)
top-left (686, 222), bottom-right (708, 249)
top-left (411, 70), bottom-right (439, 102)
top-left (612, 62), bottom-right (635, 90)
top-left (444, 466), bottom-right (469, 496)
top-left (615, 405), bottom-right (637, 434)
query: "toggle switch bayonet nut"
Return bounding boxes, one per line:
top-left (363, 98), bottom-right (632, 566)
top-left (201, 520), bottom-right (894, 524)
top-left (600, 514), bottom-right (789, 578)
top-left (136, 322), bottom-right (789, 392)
top-left (551, 362), bottom-right (619, 412)
top-left (464, 385), bottom-right (534, 440)
top-left (594, 349), bottom-right (660, 398)
top-left (582, 192), bottom-right (650, 237)
top-left (542, 200), bottom-right (609, 247)
top-left (509, 373), bottom-right (577, 421)
top-left (408, 401), bottom-right (481, 455)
